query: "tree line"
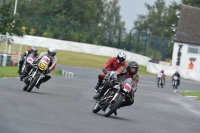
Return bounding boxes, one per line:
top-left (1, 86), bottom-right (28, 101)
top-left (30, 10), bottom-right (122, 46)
top-left (0, 0), bottom-right (199, 60)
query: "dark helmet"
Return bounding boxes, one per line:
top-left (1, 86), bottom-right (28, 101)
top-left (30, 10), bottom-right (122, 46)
top-left (47, 47), bottom-right (57, 59)
top-left (31, 46), bottom-right (38, 53)
top-left (117, 51), bottom-right (126, 64)
top-left (161, 69), bottom-right (164, 73)
top-left (127, 61), bottom-right (139, 75)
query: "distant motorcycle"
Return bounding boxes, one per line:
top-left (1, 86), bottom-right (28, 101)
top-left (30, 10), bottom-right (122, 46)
top-left (172, 75), bottom-right (178, 89)
top-left (92, 72), bottom-right (136, 117)
top-left (20, 53), bottom-right (35, 75)
top-left (23, 55), bottom-right (50, 92)
top-left (157, 73), bottom-right (164, 88)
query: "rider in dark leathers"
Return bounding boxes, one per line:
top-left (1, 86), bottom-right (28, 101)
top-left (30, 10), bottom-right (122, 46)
top-left (17, 46), bottom-right (38, 74)
top-left (93, 61), bottom-right (139, 115)
top-left (172, 70), bottom-right (181, 86)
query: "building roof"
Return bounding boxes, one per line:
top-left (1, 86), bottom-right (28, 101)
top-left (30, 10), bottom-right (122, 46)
top-left (175, 5), bottom-right (200, 45)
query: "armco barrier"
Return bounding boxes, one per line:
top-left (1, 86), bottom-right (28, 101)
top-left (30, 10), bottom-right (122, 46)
top-left (58, 69), bottom-right (74, 78)
top-left (0, 54), bottom-right (14, 66)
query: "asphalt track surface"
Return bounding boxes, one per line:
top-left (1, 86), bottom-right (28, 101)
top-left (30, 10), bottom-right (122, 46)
top-left (0, 64), bottom-right (200, 133)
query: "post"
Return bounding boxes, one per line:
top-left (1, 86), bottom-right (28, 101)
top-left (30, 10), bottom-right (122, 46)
top-left (127, 29), bottom-right (133, 51)
top-left (8, 40), bottom-right (11, 54)
top-left (9, 0), bottom-right (18, 54)
top-left (5, 34), bottom-right (8, 54)
top-left (14, 0), bottom-right (18, 14)
top-left (136, 31), bottom-right (140, 53)
top-left (144, 32), bottom-right (148, 55)
top-left (117, 28), bottom-right (121, 48)
top-left (18, 37), bottom-right (23, 66)
top-left (108, 29), bottom-right (111, 46)
top-left (154, 39), bottom-right (158, 59)
top-left (61, 21), bottom-right (66, 40)
top-left (161, 38), bottom-right (168, 61)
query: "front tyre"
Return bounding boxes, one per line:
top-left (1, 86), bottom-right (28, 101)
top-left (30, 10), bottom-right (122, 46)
top-left (92, 101), bottom-right (101, 113)
top-left (23, 84), bottom-right (29, 91)
top-left (104, 93), bottom-right (124, 117)
top-left (27, 74), bottom-right (40, 92)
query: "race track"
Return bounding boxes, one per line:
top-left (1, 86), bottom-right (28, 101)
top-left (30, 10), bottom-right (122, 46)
top-left (0, 64), bottom-right (200, 133)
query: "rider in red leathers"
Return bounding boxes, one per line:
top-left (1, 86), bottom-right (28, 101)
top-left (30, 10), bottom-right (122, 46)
top-left (94, 51), bottom-right (127, 93)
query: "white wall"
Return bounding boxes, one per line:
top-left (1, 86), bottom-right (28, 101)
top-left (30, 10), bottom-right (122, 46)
top-left (172, 42), bottom-right (200, 71)
top-left (12, 35), bottom-right (151, 66)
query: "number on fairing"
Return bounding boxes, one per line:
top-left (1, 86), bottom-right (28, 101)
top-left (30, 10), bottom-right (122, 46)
top-left (173, 76), bottom-right (178, 80)
top-left (123, 83), bottom-right (132, 93)
top-left (27, 57), bottom-right (33, 64)
top-left (41, 56), bottom-right (50, 64)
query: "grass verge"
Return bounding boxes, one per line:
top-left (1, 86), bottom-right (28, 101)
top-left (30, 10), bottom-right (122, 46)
top-left (0, 66), bottom-right (61, 77)
top-left (179, 91), bottom-right (200, 101)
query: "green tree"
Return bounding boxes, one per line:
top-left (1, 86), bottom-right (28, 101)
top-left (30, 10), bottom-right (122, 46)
top-left (17, 0), bottom-right (125, 47)
top-left (181, 0), bottom-right (200, 7)
top-left (133, 0), bottom-right (178, 59)
top-left (0, 0), bottom-right (23, 36)
top-left (101, 0), bottom-right (125, 47)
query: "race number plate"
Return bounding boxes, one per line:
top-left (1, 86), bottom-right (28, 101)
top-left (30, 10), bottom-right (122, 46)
top-left (123, 83), bottom-right (132, 93)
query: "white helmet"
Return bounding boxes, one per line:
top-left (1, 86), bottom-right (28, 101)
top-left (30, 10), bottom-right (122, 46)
top-left (117, 51), bottom-right (126, 63)
top-left (31, 46), bottom-right (38, 53)
top-left (47, 47), bottom-right (57, 59)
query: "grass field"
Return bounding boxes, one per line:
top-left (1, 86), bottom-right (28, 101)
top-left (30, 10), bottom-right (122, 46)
top-left (179, 91), bottom-right (200, 101)
top-left (0, 43), bottom-right (154, 77)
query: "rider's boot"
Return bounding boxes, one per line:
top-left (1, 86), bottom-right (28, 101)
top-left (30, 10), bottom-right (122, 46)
top-left (18, 64), bottom-right (22, 74)
top-left (35, 80), bottom-right (42, 89)
top-left (20, 71), bottom-right (28, 81)
top-left (93, 88), bottom-right (105, 100)
top-left (94, 81), bottom-right (102, 93)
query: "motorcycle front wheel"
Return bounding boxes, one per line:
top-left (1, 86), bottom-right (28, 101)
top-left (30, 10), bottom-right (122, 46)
top-left (104, 93), bottom-right (124, 117)
top-left (27, 74), bottom-right (40, 92)
top-left (23, 84), bottom-right (29, 91)
top-left (92, 101), bottom-right (101, 113)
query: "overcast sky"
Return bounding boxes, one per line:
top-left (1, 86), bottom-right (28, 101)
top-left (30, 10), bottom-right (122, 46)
top-left (119, 0), bottom-right (181, 30)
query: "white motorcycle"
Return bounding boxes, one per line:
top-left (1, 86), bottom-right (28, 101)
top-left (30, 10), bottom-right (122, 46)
top-left (172, 75), bottom-right (179, 89)
top-left (23, 56), bottom-right (50, 92)
top-left (157, 73), bottom-right (164, 88)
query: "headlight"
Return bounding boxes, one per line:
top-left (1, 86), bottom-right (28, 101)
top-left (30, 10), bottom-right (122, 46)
top-left (38, 62), bottom-right (48, 71)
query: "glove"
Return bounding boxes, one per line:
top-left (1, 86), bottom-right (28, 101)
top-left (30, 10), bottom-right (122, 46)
top-left (133, 85), bottom-right (137, 92)
top-left (102, 68), bottom-right (107, 74)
